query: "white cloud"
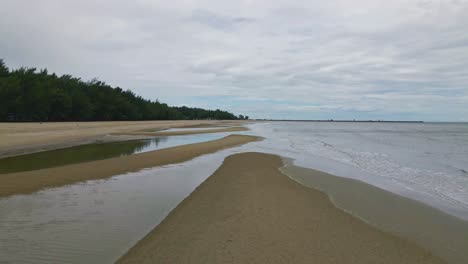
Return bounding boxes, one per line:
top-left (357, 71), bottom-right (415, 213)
top-left (1, 0), bottom-right (468, 121)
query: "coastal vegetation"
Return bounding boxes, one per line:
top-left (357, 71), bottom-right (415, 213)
top-left (0, 59), bottom-right (243, 122)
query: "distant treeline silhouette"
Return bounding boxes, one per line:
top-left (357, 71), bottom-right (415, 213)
top-left (0, 59), bottom-right (245, 121)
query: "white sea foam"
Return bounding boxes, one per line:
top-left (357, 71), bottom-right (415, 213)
top-left (243, 122), bottom-right (468, 220)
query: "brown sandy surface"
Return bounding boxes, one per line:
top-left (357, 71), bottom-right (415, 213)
top-left (118, 152), bottom-right (445, 264)
top-left (0, 120), bottom-right (246, 158)
top-left (283, 165), bottom-right (468, 264)
top-left (0, 135), bottom-right (259, 198)
top-left (113, 126), bottom-right (248, 137)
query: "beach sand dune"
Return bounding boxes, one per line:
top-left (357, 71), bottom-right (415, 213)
top-left (119, 152), bottom-right (444, 264)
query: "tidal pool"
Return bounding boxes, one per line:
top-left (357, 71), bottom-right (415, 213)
top-left (0, 133), bottom-right (229, 174)
top-left (0, 144), bottom-right (248, 263)
top-left (158, 126), bottom-right (227, 133)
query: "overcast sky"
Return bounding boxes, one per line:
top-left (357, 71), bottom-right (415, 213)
top-left (2, 0), bottom-right (468, 121)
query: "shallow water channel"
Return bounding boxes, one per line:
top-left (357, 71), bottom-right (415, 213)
top-left (0, 142), bottom-right (247, 263)
top-left (0, 133), bottom-right (229, 174)
top-left (159, 127), bottom-right (226, 133)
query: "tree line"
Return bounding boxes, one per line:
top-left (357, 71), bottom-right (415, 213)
top-left (174, 106), bottom-right (247, 120)
top-left (0, 59), bottom-right (248, 122)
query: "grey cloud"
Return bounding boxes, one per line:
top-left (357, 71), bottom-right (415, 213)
top-left (1, 0), bottom-right (468, 121)
top-left (190, 10), bottom-right (254, 31)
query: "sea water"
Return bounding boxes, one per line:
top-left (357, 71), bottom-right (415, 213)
top-left (242, 122), bottom-right (468, 220)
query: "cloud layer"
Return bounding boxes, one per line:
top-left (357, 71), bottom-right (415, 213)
top-left (2, 0), bottom-right (468, 120)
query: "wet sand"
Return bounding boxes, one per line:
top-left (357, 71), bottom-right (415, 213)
top-left (0, 135), bottom-right (259, 197)
top-left (118, 152), bottom-right (444, 264)
top-left (283, 165), bottom-right (468, 264)
top-left (111, 126), bottom-right (248, 137)
top-left (0, 120), bottom-right (246, 158)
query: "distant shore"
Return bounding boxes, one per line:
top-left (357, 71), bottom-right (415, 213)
top-left (0, 120), bottom-right (247, 159)
top-left (118, 152), bottom-right (444, 264)
top-left (256, 119), bottom-right (425, 123)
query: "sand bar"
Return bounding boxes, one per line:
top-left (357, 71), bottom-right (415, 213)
top-left (118, 152), bottom-right (444, 264)
top-left (111, 126), bottom-right (248, 137)
top-left (0, 120), bottom-right (246, 158)
top-left (0, 135), bottom-right (259, 197)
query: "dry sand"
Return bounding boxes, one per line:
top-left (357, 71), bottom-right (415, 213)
top-left (0, 135), bottom-right (259, 197)
top-left (118, 152), bottom-right (445, 264)
top-left (0, 120), bottom-right (246, 158)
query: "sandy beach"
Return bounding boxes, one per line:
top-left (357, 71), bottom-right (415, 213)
top-left (118, 152), bottom-right (444, 264)
top-left (0, 135), bottom-right (259, 197)
top-left (111, 126), bottom-right (248, 137)
top-left (0, 120), bottom-right (246, 158)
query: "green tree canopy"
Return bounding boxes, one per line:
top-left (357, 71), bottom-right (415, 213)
top-left (0, 60), bottom-right (242, 122)
top-left (0, 59), bottom-right (9, 77)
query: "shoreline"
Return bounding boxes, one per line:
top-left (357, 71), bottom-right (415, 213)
top-left (282, 164), bottom-right (468, 264)
top-left (0, 120), bottom-right (247, 159)
top-left (0, 135), bottom-right (259, 198)
top-left (118, 152), bottom-right (444, 264)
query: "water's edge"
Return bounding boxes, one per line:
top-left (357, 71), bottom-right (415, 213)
top-left (2, 122), bottom-right (467, 263)
top-left (280, 160), bottom-right (468, 264)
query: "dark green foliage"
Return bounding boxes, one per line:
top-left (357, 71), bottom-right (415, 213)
top-left (174, 106), bottom-right (238, 120)
top-left (0, 60), bottom-right (241, 121)
top-left (0, 59), bottom-right (9, 77)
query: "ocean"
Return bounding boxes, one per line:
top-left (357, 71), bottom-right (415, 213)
top-left (244, 121), bottom-right (468, 220)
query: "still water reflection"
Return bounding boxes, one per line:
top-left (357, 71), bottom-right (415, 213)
top-left (0, 145), bottom-right (242, 263)
top-left (0, 133), bottom-right (229, 174)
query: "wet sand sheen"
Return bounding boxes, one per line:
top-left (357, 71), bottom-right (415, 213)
top-left (282, 165), bottom-right (468, 264)
top-left (118, 152), bottom-right (444, 264)
top-left (0, 135), bottom-right (259, 197)
top-left (0, 152), bottom-right (235, 264)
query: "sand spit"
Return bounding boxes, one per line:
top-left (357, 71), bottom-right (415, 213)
top-left (112, 126), bottom-right (248, 137)
top-left (0, 135), bottom-right (259, 198)
top-left (0, 120), bottom-right (247, 158)
top-left (118, 152), bottom-right (444, 264)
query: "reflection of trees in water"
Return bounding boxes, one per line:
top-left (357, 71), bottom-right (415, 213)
top-left (0, 137), bottom-right (169, 174)
top-left (113, 140), bottom-right (150, 156)
top-left (130, 136), bottom-right (168, 154)
top-left (156, 136), bottom-right (169, 144)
